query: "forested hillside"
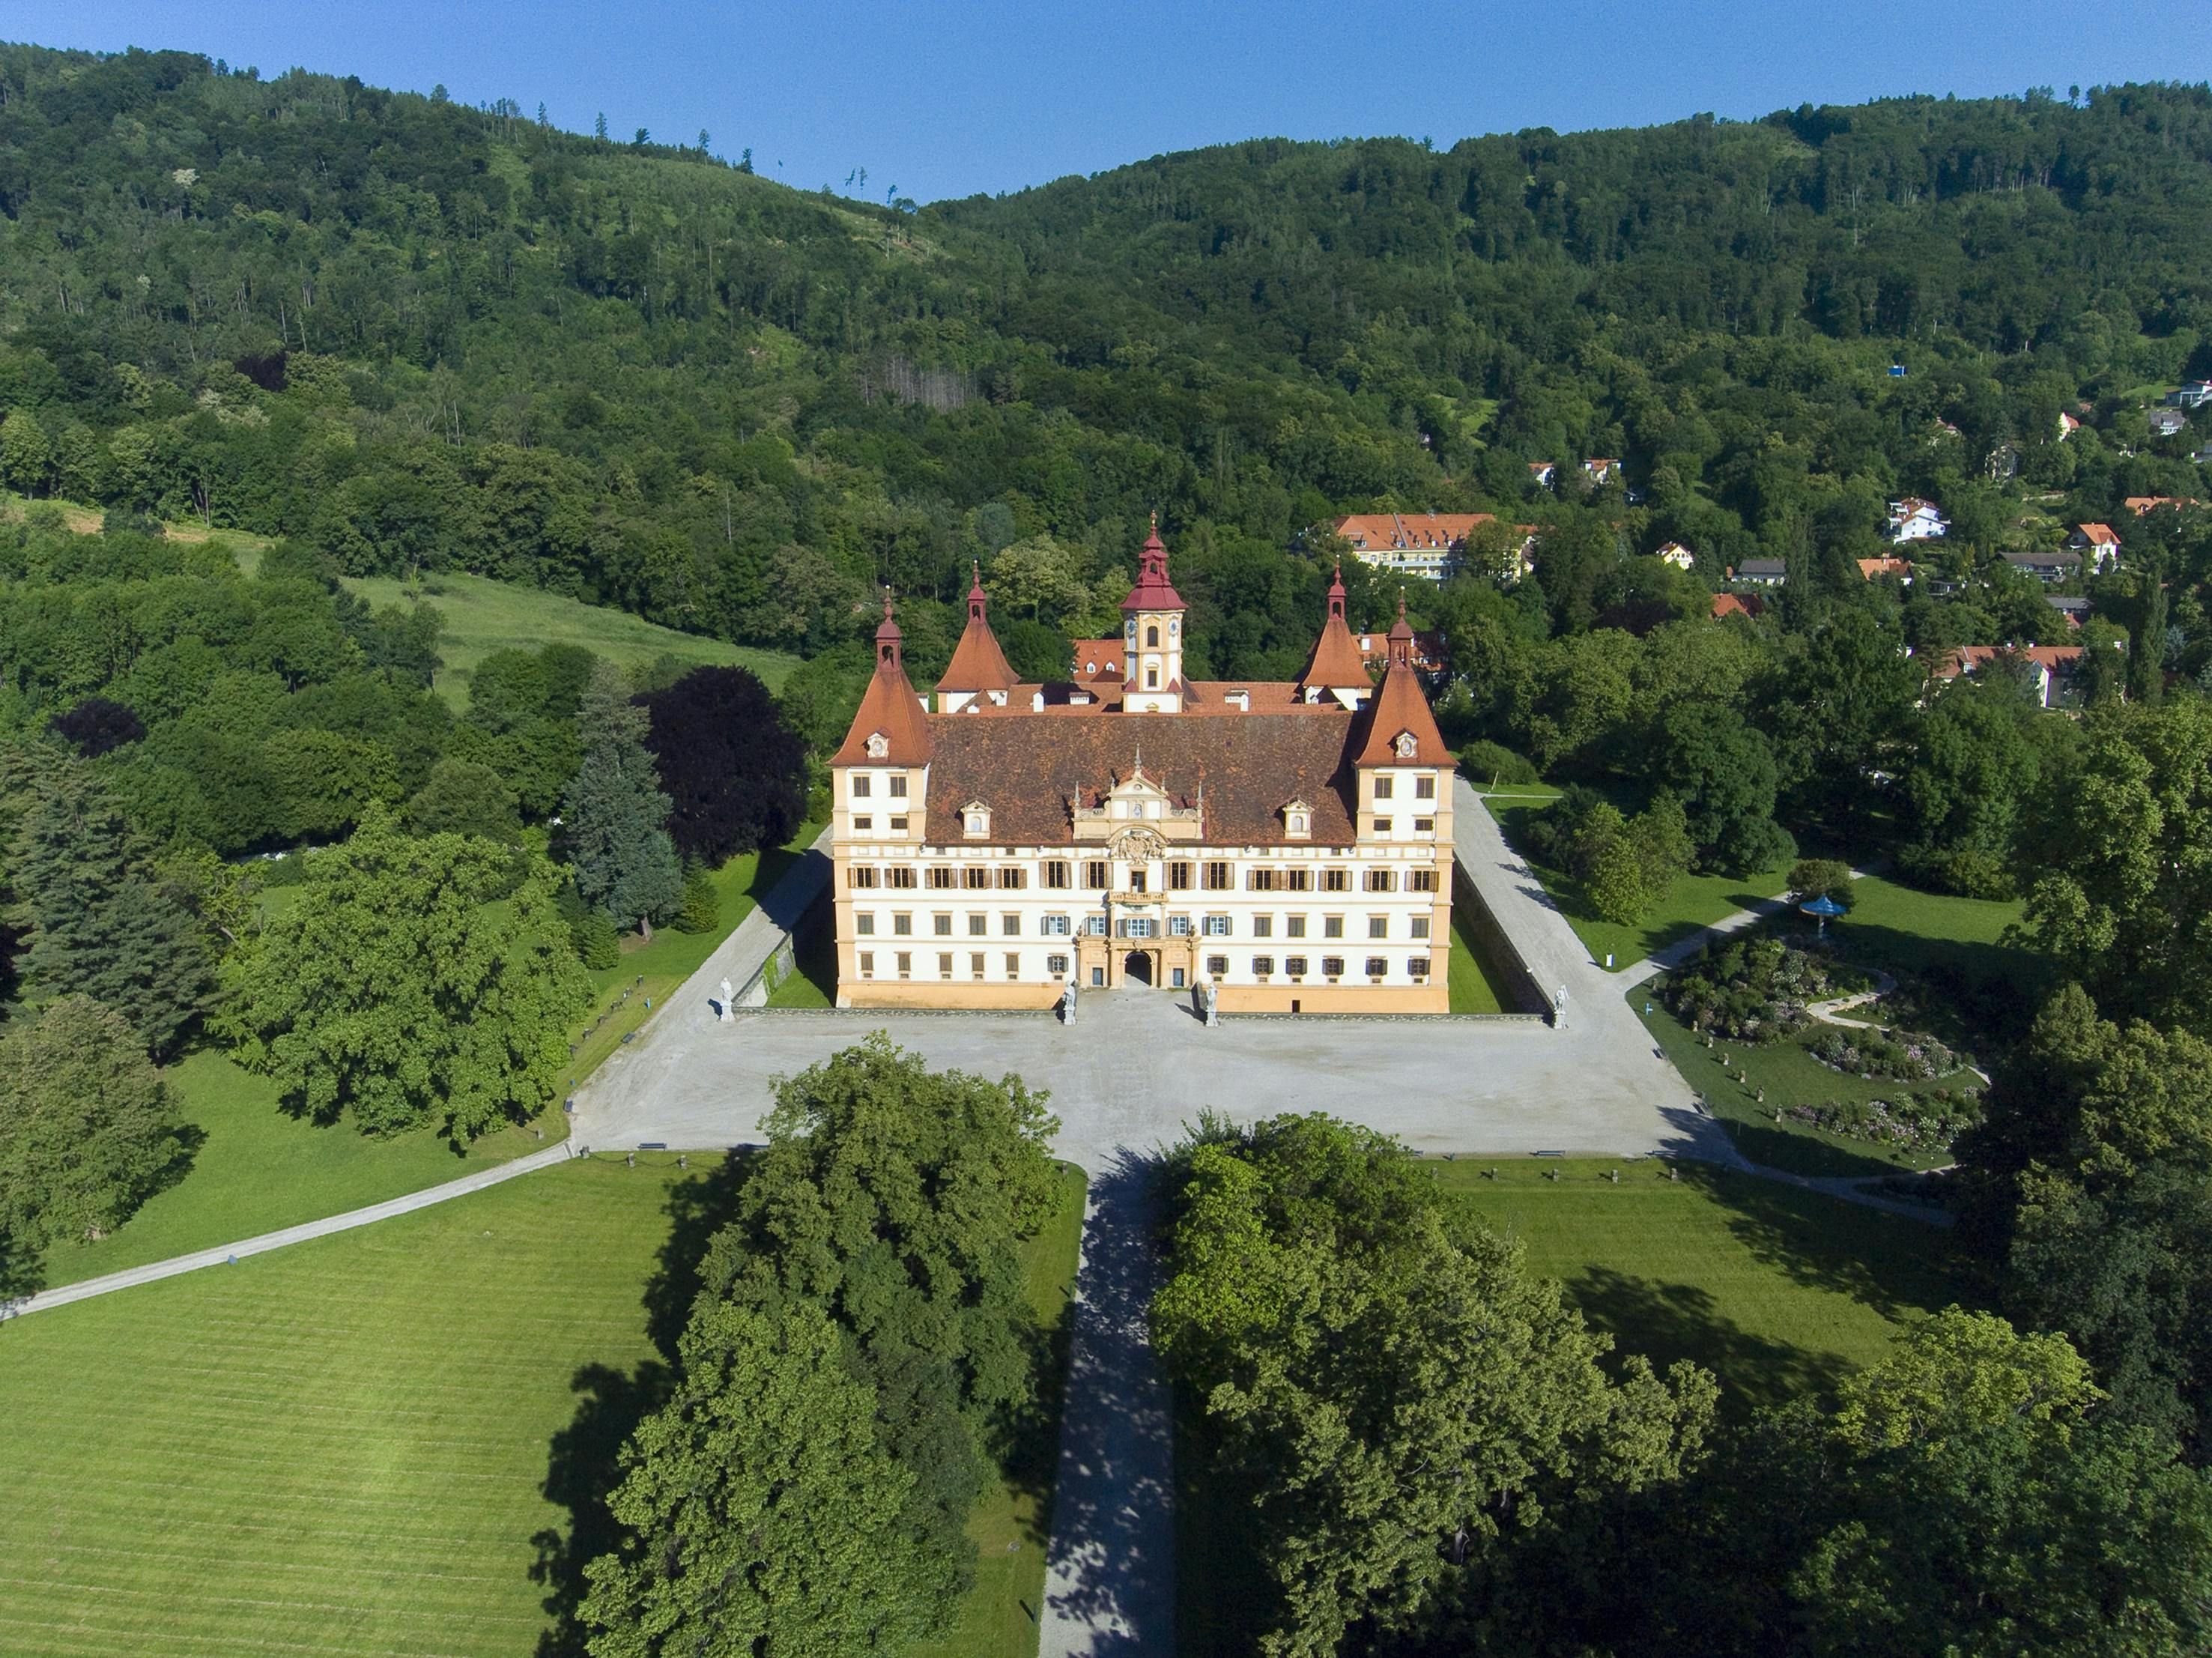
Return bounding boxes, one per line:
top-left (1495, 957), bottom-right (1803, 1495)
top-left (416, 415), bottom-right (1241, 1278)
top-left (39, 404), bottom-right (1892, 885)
top-left (2, 42), bottom-right (2210, 695)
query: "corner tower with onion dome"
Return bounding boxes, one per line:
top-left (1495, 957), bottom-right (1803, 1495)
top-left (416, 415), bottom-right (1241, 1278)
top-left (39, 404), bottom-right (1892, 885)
top-left (827, 526), bottom-right (1457, 1012)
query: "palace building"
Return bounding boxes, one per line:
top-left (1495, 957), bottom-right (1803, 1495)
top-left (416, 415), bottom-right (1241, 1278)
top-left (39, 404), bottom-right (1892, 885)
top-left (828, 528), bottom-right (1455, 1012)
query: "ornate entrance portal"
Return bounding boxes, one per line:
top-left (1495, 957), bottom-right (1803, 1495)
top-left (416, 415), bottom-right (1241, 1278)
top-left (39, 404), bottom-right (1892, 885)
top-left (1121, 949), bottom-right (1156, 987)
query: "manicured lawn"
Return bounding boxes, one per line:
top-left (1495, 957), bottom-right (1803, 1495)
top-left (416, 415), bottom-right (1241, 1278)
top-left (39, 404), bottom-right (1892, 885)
top-left (0, 1155), bottom-right (1088, 1658)
top-left (1434, 1158), bottom-right (1974, 1410)
top-left (1175, 1156), bottom-right (1973, 1654)
top-left (345, 570), bottom-right (800, 707)
top-left (1448, 898), bottom-right (1512, 1014)
top-left (765, 906), bottom-right (839, 1008)
top-left (35, 1050), bottom-right (554, 1292)
top-left (1487, 799), bottom-right (1789, 970)
top-left (567, 825), bottom-right (825, 1082)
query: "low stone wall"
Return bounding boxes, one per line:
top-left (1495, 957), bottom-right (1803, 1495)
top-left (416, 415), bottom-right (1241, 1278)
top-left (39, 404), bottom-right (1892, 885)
top-left (1453, 859), bottom-right (1555, 1019)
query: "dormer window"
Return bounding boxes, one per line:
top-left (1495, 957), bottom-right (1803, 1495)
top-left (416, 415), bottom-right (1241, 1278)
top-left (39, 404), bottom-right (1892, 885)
top-left (865, 731), bottom-right (890, 759)
top-left (1393, 730), bottom-right (1419, 760)
top-left (1281, 799), bottom-right (1313, 841)
top-left (962, 802), bottom-right (990, 839)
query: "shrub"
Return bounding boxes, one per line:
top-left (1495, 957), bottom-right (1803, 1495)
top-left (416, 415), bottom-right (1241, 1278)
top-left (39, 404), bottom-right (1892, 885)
top-left (673, 862), bottom-right (720, 934)
top-left (1806, 1025), bottom-right (1960, 1081)
top-left (1785, 1088), bottom-right (1981, 1155)
top-left (1787, 857), bottom-right (1857, 907)
top-left (1663, 936), bottom-right (1832, 1042)
top-left (571, 908), bottom-right (619, 969)
top-left (1459, 739), bottom-right (1539, 785)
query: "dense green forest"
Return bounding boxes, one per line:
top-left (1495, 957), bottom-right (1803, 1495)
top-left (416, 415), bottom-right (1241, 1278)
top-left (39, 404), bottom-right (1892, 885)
top-left (1, 42), bottom-right (2210, 697)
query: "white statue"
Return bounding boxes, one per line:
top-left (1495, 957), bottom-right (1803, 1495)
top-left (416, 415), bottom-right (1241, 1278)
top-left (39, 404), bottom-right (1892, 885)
top-left (718, 978), bottom-right (734, 1022)
top-left (1201, 977), bottom-right (1219, 1028)
top-left (1554, 984), bottom-right (1569, 1029)
top-left (1061, 978), bottom-right (1078, 1027)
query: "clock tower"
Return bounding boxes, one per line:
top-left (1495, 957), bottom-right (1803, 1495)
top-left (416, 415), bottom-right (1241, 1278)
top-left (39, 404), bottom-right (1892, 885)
top-left (1121, 522), bottom-right (1188, 713)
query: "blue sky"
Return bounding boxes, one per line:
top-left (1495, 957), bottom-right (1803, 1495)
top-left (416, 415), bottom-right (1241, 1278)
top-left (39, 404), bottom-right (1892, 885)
top-left (10, 1), bottom-right (2208, 202)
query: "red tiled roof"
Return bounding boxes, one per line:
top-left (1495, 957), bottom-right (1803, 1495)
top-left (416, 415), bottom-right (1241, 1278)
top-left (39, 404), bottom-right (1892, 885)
top-left (831, 594), bottom-right (936, 766)
top-left (1348, 599), bottom-right (1447, 768)
top-left (937, 564), bottom-right (1020, 694)
top-left (1933, 644), bottom-right (2087, 679)
top-left (919, 713), bottom-right (1359, 846)
top-left (1070, 638), bottom-right (1126, 680)
top-left (2077, 522), bottom-right (2121, 546)
top-left (1711, 593), bottom-right (1765, 620)
top-left (1858, 557), bottom-right (1914, 579)
top-left (2124, 496), bottom-right (2202, 515)
top-left (1298, 563), bottom-right (1373, 689)
top-left (1327, 512), bottom-right (1497, 551)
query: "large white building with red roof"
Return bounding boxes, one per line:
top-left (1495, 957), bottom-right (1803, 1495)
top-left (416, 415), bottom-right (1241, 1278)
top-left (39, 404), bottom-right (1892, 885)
top-left (828, 530), bottom-right (1456, 1011)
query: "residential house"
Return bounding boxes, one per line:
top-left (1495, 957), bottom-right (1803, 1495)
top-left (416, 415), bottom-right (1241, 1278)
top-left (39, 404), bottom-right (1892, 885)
top-left (1653, 542), bottom-right (1696, 570)
top-left (2004, 548), bottom-right (2083, 584)
top-left (1327, 512), bottom-right (1496, 582)
top-left (1733, 559), bottom-right (1788, 587)
top-left (1930, 644), bottom-right (2091, 711)
top-left (2163, 381), bottom-right (2212, 409)
top-left (2070, 523), bottom-right (2122, 572)
top-left (1527, 461), bottom-right (1557, 488)
top-left (2045, 595), bottom-right (2091, 629)
top-left (1581, 458), bottom-right (1620, 485)
top-left (2058, 411), bottom-right (2082, 441)
top-left (1711, 592), bottom-right (1766, 621)
top-left (2151, 408), bottom-right (2190, 438)
top-left (1888, 497), bottom-right (1949, 543)
top-left (2122, 496), bottom-right (2204, 515)
top-left (1858, 557), bottom-right (1915, 582)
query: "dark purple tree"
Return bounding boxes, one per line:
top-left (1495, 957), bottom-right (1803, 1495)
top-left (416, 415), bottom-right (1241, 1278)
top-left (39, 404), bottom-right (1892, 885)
top-left (50, 698), bottom-right (145, 758)
top-left (637, 666), bottom-right (807, 865)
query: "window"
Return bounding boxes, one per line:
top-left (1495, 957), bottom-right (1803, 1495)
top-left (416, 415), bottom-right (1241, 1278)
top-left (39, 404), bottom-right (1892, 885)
top-left (889, 817), bottom-right (909, 832)
top-left (998, 867), bottom-right (1027, 890)
top-left (1373, 775), bottom-right (1394, 800)
top-left (1128, 916), bottom-right (1159, 939)
top-left (933, 914), bottom-right (953, 937)
top-left (1285, 956), bottom-right (1309, 978)
top-left (971, 952), bottom-right (986, 980)
top-left (1084, 861), bottom-right (1110, 891)
top-left (1005, 953), bottom-right (1020, 979)
top-left (1040, 914), bottom-right (1072, 937)
top-left (1415, 774), bottom-right (1435, 800)
top-left (887, 866), bottom-right (916, 889)
top-left (1252, 916), bottom-right (1273, 939)
top-left (896, 951), bottom-right (912, 978)
top-left (1246, 868), bottom-right (1276, 892)
top-left (852, 816), bottom-right (873, 832)
top-left (858, 951), bottom-right (874, 977)
top-left (1323, 868), bottom-right (1351, 892)
top-left (1082, 916), bottom-right (1108, 937)
top-left (968, 914), bottom-right (987, 936)
top-left (1413, 817), bottom-right (1434, 834)
top-left (964, 811), bottom-right (988, 837)
top-left (1206, 955), bottom-right (1229, 977)
top-left (1146, 624), bottom-right (1160, 647)
top-left (1372, 818), bottom-right (1393, 835)
top-left (1047, 953), bottom-right (1070, 977)
top-left (852, 775), bottom-right (873, 799)
top-left (1146, 666), bottom-right (1159, 689)
top-left (927, 867), bottom-right (955, 890)
top-left (893, 913), bottom-right (913, 937)
top-left (857, 913), bottom-right (876, 936)
top-left (1287, 916), bottom-right (1306, 939)
top-left (1169, 915), bottom-right (1193, 937)
top-left (1002, 914), bottom-right (1021, 936)
top-left (888, 774), bottom-right (908, 798)
top-left (1172, 967), bottom-right (1187, 988)
top-left (1369, 916), bottom-right (1389, 940)
top-left (964, 867), bottom-right (990, 889)
top-left (1366, 957), bottom-right (1390, 978)
top-left (1409, 957), bottom-right (1432, 979)
top-left (1286, 811), bottom-right (1308, 836)
top-left (1043, 860), bottom-right (1071, 889)
top-left (848, 866), bottom-right (879, 889)
top-left (1128, 869), bottom-right (1147, 893)
top-left (1169, 862), bottom-right (1193, 891)
top-left (1285, 868), bottom-right (1312, 892)
top-left (1202, 861), bottom-right (1233, 891)
top-left (1252, 955), bottom-right (1276, 978)
top-left (1408, 868), bottom-right (1440, 893)
top-left (1324, 916), bottom-right (1345, 939)
top-left (1410, 916), bottom-right (1430, 940)
top-left (939, 953), bottom-right (954, 980)
top-left (1202, 915), bottom-right (1231, 937)
top-left (1365, 869), bottom-right (1397, 893)
top-left (1322, 955), bottom-right (1345, 978)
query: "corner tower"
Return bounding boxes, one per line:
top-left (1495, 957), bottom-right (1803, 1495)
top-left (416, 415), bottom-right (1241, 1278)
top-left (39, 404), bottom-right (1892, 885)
top-left (1297, 560), bottom-right (1373, 709)
top-left (1121, 523), bottom-right (1188, 713)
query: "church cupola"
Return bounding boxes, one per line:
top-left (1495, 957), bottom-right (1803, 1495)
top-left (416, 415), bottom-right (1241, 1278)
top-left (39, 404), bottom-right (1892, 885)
top-left (937, 562), bottom-right (1021, 712)
top-left (1121, 520), bottom-right (1189, 712)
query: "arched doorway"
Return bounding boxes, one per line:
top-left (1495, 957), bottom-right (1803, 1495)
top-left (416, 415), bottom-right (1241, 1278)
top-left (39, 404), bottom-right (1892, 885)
top-left (1122, 950), bottom-right (1154, 987)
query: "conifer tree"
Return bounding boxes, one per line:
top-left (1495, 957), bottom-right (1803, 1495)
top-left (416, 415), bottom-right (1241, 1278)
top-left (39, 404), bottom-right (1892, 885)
top-left (10, 768), bottom-right (214, 1059)
top-left (560, 662), bottom-right (682, 935)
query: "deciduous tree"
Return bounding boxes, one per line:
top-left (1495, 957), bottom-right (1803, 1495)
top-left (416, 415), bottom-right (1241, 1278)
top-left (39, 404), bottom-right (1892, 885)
top-left (636, 665), bottom-right (806, 865)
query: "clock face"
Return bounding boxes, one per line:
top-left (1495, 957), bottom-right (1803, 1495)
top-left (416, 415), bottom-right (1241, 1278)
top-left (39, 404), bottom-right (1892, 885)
top-left (1125, 619), bottom-right (1136, 640)
top-left (1169, 620), bottom-right (1179, 638)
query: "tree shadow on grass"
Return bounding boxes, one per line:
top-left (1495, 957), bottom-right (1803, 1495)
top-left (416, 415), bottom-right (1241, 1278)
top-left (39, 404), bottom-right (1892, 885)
top-left (1566, 1266), bottom-right (1850, 1416)
top-left (640, 1153), bottom-right (751, 1361)
top-left (1678, 1163), bottom-right (1981, 1325)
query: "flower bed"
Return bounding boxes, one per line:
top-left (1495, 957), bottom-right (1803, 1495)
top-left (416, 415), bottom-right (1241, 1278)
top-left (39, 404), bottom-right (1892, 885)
top-left (1805, 1025), bottom-right (1960, 1081)
top-left (1784, 1087), bottom-right (1981, 1156)
top-left (1662, 937), bottom-right (1834, 1044)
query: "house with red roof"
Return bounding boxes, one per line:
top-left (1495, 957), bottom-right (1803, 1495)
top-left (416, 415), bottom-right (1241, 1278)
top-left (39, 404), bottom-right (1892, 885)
top-left (2069, 523), bottom-right (2122, 572)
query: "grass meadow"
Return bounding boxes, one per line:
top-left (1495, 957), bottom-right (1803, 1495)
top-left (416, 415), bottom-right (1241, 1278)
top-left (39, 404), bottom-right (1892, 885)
top-left (0, 1155), bottom-right (1088, 1658)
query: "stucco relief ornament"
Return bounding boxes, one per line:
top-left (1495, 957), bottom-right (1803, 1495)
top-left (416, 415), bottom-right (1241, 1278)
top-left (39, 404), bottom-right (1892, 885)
top-left (1393, 729), bottom-right (1419, 759)
top-left (864, 730), bottom-right (890, 758)
top-left (1112, 826), bottom-right (1166, 862)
